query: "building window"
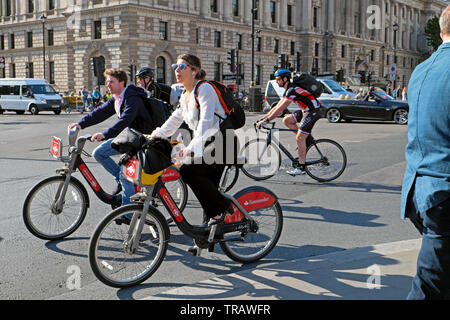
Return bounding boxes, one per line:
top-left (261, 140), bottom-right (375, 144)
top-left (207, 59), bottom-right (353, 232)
top-left (211, 0), bottom-right (218, 13)
top-left (214, 31), bottom-right (221, 48)
top-left (270, 1), bottom-right (276, 24)
top-left (6, 0), bottom-right (12, 16)
top-left (386, 54), bottom-right (390, 65)
top-left (156, 56), bottom-right (166, 83)
top-left (10, 64), bottom-right (15, 78)
top-left (26, 62), bottom-right (34, 78)
top-left (256, 65), bottom-right (261, 85)
top-left (49, 61), bottom-right (55, 84)
top-left (196, 28), bottom-right (199, 44)
top-left (48, 0), bottom-right (55, 10)
top-left (254, 0), bottom-right (259, 20)
top-left (287, 5), bottom-right (293, 26)
top-left (94, 21), bottom-right (102, 39)
top-left (27, 32), bottom-right (33, 48)
top-left (48, 29), bottom-right (54, 46)
top-left (314, 43), bottom-right (319, 56)
top-left (256, 36), bottom-right (261, 52)
top-left (159, 21), bottom-right (168, 40)
top-left (10, 34), bottom-right (15, 50)
top-left (290, 41), bottom-right (295, 55)
top-left (313, 7), bottom-right (318, 28)
top-left (274, 39), bottom-right (279, 53)
top-left (1, 35), bottom-right (4, 50)
top-left (354, 14), bottom-right (360, 34)
top-left (370, 50), bottom-right (375, 61)
top-left (214, 62), bottom-right (221, 82)
top-left (28, 0), bottom-right (34, 13)
top-left (232, 0), bottom-right (239, 16)
top-left (341, 45), bottom-right (346, 58)
top-left (237, 34), bottom-right (242, 50)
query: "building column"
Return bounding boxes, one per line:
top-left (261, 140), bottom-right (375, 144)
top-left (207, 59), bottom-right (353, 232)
top-left (223, 0), bottom-right (232, 22)
top-left (243, 0), bottom-right (252, 25)
top-left (280, 0), bottom-right (287, 30)
top-left (200, 0), bottom-right (209, 17)
top-left (300, 0), bottom-right (312, 31)
top-left (263, 0), bottom-right (270, 27)
top-left (346, 0), bottom-right (352, 35)
top-left (327, 0), bottom-right (335, 33)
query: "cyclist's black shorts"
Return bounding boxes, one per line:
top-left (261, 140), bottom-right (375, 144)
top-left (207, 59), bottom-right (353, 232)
top-left (291, 109), bottom-right (321, 135)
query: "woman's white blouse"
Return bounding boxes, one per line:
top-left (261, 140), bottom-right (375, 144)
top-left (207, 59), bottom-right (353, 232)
top-left (152, 81), bottom-right (226, 156)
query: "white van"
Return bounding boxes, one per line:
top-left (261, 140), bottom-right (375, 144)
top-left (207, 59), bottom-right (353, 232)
top-left (263, 78), bottom-right (356, 113)
top-left (0, 78), bottom-right (63, 115)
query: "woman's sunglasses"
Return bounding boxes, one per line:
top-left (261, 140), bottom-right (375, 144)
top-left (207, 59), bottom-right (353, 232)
top-left (171, 63), bottom-right (188, 71)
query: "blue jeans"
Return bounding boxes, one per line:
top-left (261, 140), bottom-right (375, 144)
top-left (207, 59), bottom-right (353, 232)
top-left (406, 189), bottom-right (450, 300)
top-left (92, 138), bottom-right (134, 206)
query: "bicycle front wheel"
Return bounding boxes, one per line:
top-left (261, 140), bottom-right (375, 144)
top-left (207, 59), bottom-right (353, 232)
top-left (89, 204), bottom-right (170, 288)
top-left (241, 139), bottom-right (281, 180)
top-left (305, 139), bottom-right (347, 182)
top-left (220, 187), bottom-right (283, 264)
top-left (23, 175), bottom-right (88, 240)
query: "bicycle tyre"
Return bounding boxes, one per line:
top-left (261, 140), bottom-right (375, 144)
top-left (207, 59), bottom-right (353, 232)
top-left (220, 187), bottom-right (283, 264)
top-left (240, 139), bottom-right (281, 181)
top-left (305, 139), bottom-right (347, 182)
top-left (23, 175), bottom-right (89, 240)
top-left (222, 165), bottom-right (240, 192)
top-left (89, 204), bottom-right (170, 288)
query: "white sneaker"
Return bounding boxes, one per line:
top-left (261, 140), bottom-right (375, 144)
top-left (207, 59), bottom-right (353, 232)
top-left (287, 167), bottom-right (306, 176)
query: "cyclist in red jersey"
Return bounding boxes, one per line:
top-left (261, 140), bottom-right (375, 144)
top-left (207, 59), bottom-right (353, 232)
top-left (257, 69), bottom-right (321, 175)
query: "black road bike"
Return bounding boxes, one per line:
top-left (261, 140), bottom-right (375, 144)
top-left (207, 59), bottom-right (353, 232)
top-left (240, 121), bottom-right (347, 182)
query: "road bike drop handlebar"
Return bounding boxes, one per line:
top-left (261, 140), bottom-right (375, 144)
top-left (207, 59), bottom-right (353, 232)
top-left (254, 120), bottom-right (276, 132)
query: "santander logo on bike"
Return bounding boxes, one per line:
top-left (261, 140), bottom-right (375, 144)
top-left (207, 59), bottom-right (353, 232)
top-left (126, 158), bottom-right (137, 179)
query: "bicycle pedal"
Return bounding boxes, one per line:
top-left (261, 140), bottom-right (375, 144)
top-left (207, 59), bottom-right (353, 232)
top-left (187, 246), bottom-right (202, 257)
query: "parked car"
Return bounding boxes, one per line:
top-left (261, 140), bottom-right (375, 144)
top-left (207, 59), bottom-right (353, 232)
top-left (263, 78), bottom-right (356, 114)
top-left (321, 87), bottom-right (409, 124)
top-left (0, 78), bottom-right (63, 115)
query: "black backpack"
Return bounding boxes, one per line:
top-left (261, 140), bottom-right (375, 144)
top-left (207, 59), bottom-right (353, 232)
top-left (292, 73), bottom-right (324, 98)
top-left (194, 80), bottom-right (245, 130)
top-left (142, 96), bottom-right (174, 130)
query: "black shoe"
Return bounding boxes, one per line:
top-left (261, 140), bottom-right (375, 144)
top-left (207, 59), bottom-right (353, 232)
top-left (187, 245), bottom-right (200, 256)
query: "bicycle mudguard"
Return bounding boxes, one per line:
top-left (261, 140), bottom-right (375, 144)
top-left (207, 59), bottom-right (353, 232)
top-left (225, 186), bottom-right (278, 223)
top-left (161, 165), bottom-right (180, 182)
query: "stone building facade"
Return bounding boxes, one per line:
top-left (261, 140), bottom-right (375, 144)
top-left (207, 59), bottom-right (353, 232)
top-left (0, 0), bottom-right (447, 93)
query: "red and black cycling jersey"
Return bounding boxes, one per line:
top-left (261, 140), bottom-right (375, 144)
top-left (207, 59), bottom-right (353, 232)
top-left (282, 84), bottom-right (320, 112)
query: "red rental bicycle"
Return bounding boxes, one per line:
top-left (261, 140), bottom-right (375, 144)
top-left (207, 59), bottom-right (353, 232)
top-left (22, 128), bottom-right (187, 241)
top-left (88, 153), bottom-right (283, 288)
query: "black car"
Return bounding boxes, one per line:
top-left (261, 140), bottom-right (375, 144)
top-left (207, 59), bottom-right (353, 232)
top-left (320, 88), bottom-right (409, 124)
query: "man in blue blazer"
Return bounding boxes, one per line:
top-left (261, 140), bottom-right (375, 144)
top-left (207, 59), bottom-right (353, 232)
top-left (401, 5), bottom-right (450, 299)
top-left (68, 69), bottom-right (153, 207)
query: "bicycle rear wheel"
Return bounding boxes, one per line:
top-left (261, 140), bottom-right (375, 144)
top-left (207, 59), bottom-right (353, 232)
top-left (305, 139), bottom-right (347, 182)
top-left (23, 175), bottom-right (88, 240)
top-left (220, 187), bottom-right (283, 264)
top-left (89, 204), bottom-right (170, 288)
top-left (241, 139), bottom-right (281, 180)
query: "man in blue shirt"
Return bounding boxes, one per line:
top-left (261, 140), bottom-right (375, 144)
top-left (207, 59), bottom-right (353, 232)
top-left (401, 5), bottom-right (450, 299)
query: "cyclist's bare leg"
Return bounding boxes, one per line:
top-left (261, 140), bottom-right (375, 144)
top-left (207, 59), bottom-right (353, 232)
top-left (296, 131), bottom-right (307, 165)
top-left (282, 113), bottom-right (298, 132)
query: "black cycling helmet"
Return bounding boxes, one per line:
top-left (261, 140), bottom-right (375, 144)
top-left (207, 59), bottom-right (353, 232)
top-left (136, 67), bottom-right (154, 79)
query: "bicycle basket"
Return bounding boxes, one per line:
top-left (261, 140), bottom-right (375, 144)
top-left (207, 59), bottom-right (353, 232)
top-left (122, 157), bottom-right (164, 186)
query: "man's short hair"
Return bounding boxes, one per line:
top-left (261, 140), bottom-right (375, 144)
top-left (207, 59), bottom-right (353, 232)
top-left (440, 5), bottom-right (450, 36)
top-left (104, 69), bottom-right (128, 86)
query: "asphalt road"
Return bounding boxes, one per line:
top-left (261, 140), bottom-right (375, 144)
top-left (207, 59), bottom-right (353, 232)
top-left (0, 110), bottom-right (418, 300)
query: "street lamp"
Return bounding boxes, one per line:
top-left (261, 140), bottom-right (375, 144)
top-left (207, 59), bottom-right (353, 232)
top-left (40, 14), bottom-right (46, 80)
top-left (393, 23), bottom-right (399, 89)
top-left (250, 0), bottom-right (256, 88)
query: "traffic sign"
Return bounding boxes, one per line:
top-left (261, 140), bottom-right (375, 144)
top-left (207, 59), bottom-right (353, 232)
top-left (389, 63), bottom-right (396, 82)
top-left (223, 74), bottom-right (243, 80)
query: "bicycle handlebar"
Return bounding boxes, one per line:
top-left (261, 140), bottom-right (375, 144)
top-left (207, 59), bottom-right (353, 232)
top-left (254, 120), bottom-right (276, 132)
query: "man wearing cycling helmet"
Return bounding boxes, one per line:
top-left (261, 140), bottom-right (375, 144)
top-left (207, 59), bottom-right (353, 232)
top-left (135, 67), bottom-right (172, 105)
top-left (256, 69), bottom-right (321, 175)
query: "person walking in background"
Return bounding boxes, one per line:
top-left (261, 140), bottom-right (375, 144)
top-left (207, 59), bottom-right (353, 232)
top-left (401, 5), bottom-right (450, 300)
top-left (402, 86), bottom-right (407, 101)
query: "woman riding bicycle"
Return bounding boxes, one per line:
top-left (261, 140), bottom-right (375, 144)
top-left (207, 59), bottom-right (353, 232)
top-left (150, 54), bottom-right (234, 250)
top-left (256, 69), bottom-right (322, 176)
